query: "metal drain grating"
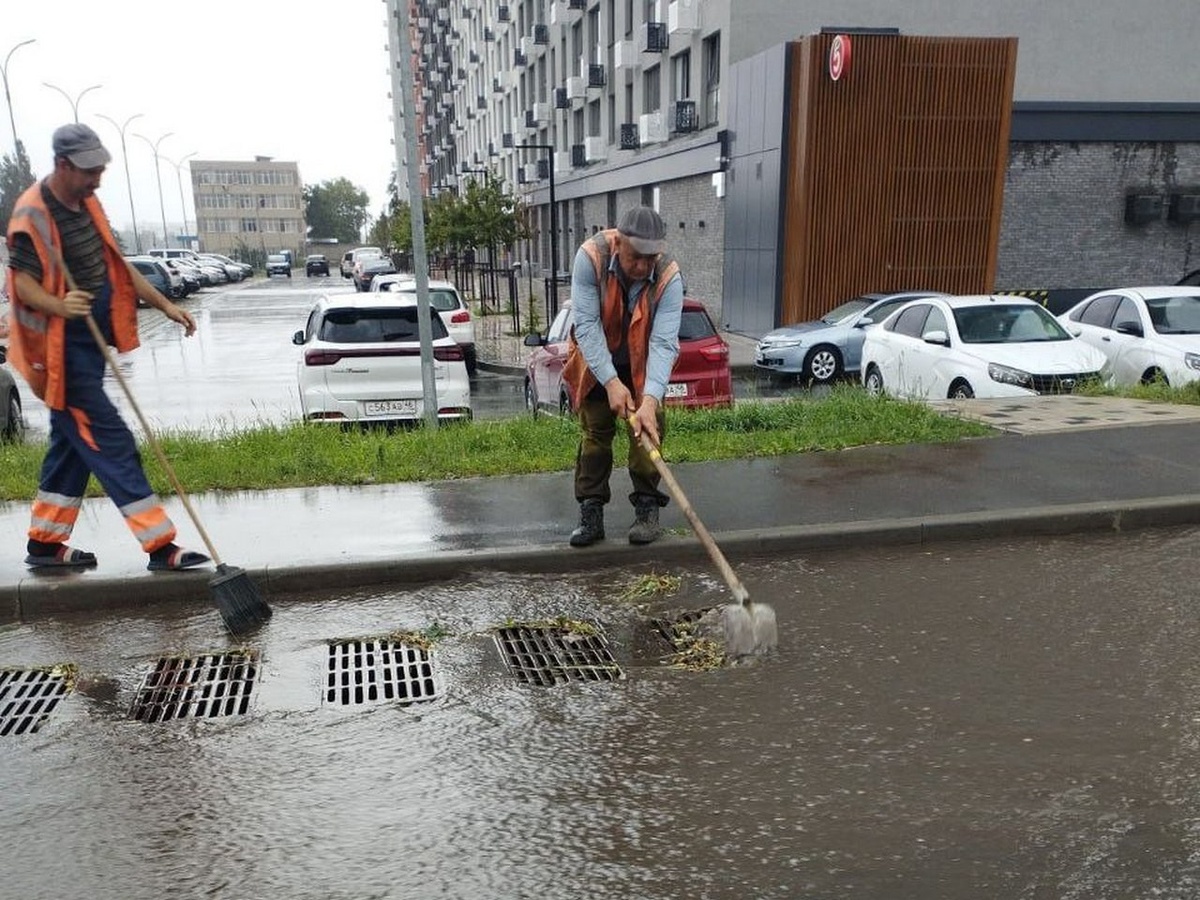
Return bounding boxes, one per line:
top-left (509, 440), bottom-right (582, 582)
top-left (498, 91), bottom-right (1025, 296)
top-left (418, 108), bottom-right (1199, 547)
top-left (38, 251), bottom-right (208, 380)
top-left (650, 608), bottom-right (713, 646)
top-left (326, 639), bottom-right (440, 706)
top-left (494, 624), bottom-right (623, 686)
top-left (130, 652), bottom-right (258, 723)
top-left (0, 667), bottom-right (72, 737)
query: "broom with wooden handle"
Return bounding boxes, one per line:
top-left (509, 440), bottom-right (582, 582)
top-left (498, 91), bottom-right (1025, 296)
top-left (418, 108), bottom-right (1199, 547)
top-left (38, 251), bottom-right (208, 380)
top-left (629, 417), bottom-right (777, 658)
top-left (52, 250), bottom-right (272, 634)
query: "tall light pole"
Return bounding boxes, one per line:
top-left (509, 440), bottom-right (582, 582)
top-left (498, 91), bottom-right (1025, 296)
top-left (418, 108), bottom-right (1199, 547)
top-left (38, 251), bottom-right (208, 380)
top-left (97, 112), bottom-right (144, 253)
top-left (43, 81), bottom-right (102, 123)
top-left (165, 151), bottom-right (196, 248)
top-left (2, 38), bottom-right (36, 156)
top-left (134, 131), bottom-right (173, 247)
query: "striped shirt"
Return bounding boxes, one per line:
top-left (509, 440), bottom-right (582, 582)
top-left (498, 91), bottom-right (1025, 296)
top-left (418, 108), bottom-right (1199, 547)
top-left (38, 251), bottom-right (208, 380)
top-left (7, 181), bottom-right (109, 292)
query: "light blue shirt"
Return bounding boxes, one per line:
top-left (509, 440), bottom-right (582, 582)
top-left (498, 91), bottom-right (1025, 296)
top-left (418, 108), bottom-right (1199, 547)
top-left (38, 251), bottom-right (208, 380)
top-left (570, 244), bottom-right (683, 403)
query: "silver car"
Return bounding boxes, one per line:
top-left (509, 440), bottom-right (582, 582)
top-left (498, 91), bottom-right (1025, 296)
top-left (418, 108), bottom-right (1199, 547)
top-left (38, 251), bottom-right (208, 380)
top-left (755, 291), bottom-right (945, 384)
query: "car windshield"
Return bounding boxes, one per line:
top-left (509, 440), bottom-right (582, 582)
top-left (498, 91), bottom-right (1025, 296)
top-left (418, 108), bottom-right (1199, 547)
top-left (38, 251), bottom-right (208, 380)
top-left (678, 308), bottom-right (717, 340)
top-left (819, 297), bottom-right (874, 325)
top-left (268, 255), bottom-right (286, 263)
top-left (954, 304), bottom-right (1071, 343)
top-left (393, 288), bottom-right (460, 312)
top-left (318, 307), bottom-right (448, 343)
top-left (1145, 295), bottom-right (1200, 334)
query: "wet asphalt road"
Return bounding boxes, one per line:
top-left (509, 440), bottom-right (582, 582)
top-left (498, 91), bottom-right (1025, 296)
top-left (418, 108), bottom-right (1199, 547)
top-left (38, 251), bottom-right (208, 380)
top-left (10, 275), bottom-right (795, 440)
top-left (5, 526), bottom-right (1200, 899)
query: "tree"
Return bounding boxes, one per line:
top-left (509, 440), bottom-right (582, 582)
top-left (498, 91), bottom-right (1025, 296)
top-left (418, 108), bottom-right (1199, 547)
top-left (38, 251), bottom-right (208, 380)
top-left (302, 177), bottom-right (369, 243)
top-left (0, 141), bottom-right (36, 237)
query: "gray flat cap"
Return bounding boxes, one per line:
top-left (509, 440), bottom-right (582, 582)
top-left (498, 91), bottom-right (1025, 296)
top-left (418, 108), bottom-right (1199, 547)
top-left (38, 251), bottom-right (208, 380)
top-left (617, 206), bottom-right (667, 255)
top-left (52, 123), bottom-right (112, 169)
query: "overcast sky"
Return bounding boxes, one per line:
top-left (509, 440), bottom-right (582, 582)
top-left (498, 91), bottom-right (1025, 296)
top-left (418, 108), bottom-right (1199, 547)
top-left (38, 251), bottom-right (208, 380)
top-left (4, 0), bottom-right (398, 238)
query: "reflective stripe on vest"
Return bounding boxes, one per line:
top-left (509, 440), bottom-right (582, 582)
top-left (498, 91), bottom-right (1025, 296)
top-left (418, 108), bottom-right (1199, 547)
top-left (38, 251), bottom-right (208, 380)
top-left (119, 495), bottom-right (176, 553)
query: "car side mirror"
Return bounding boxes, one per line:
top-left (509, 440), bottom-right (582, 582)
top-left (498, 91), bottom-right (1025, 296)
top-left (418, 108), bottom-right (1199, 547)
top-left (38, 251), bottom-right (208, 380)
top-left (1114, 320), bottom-right (1143, 338)
top-left (855, 317), bottom-right (874, 328)
top-left (292, 330), bottom-right (305, 345)
top-left (923, 329), bottom-right (950, 347)
top-left (523, 332), bottom-right (546, 347)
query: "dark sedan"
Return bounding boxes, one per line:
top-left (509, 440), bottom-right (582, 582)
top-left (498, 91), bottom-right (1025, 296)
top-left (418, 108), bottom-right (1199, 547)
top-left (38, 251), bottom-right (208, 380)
top-left (352, 255), bottom-right (398, 292)
top-left (305, 254), bottom-right (330, 277)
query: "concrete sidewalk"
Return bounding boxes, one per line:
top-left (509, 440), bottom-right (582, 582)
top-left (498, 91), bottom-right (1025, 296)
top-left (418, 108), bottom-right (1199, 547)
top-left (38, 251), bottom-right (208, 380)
top-left (4, 413), bottom-right (1200, 621)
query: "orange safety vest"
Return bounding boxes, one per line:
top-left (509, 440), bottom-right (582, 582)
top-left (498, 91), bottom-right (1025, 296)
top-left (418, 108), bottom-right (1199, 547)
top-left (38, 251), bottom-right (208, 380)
top-left (5, 182), bottom-right (140, 410)
top-left (561, 230), bottom-right (680, 410)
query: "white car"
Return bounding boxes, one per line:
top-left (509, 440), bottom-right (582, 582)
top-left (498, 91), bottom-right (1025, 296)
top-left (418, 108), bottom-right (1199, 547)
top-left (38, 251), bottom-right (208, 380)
top-left (861, 294), bottom-right (1107, 399)
top-left (292, 294), bottom-right (471, 425)
top-left (1056, 286), bottom-right (1200, 387)
top-left (370, 275), bottom-right (477, 374)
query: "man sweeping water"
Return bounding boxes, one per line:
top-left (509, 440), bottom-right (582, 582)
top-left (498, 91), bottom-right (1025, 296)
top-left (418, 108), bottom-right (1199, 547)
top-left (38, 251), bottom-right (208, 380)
top-left (6, 123), bottom-right (210, 572)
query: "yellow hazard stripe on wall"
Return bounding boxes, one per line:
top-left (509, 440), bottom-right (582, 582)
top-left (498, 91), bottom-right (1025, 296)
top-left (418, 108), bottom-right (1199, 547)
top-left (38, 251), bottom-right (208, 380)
top-left (996, 289), bottom-right (1050, 306)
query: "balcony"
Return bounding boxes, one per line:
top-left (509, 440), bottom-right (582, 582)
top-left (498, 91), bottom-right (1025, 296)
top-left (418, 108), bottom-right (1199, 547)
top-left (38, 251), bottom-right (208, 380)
top-left (571, 144), bottom-right (586, 168)
top-left (484, 28), bottom-right (495, 42)
top-left (613, 39), bottom-right (640, 70)
top-left (584, 136), bottom-right (606, 163)
top-left (514, 49), bottom-right (528, 67)
top-left (671, 99), bottom-right (698, 133)
top-left (534, 23), bottom-right (550, 44)
top-left (639, 111), bottom-right (668, 145)
top-left (554, 87), bottom-right (570, 109)
top-left (503, 133), bottom-right (514, 148)
top-left (555, 150), bottom-right (573, 173)
top-left (642, 22), bottom-right (668, 54)
top-left (522, 162), bottom-right (542, 183)
top-left (498, 5), bottom-right (511, 21)
top-left (587, 63), bottom-right (606, 88)
top-left (619, 123), bottom-right (640, 150)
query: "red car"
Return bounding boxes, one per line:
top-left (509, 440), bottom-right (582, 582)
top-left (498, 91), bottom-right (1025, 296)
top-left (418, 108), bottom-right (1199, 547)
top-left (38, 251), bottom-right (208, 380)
top-left (523, 297), bottom-right (733, 416)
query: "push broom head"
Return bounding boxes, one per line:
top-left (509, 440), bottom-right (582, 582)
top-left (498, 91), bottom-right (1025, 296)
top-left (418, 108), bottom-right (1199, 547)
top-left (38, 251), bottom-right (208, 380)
top-left (209, 563), bottom-right (273, 636)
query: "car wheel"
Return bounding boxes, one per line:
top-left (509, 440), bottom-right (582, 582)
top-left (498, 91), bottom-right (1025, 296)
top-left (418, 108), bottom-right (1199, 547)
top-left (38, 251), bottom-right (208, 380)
top-left (803, 345), bottom-right (842, 384)
top-left (465, 347), bottom-right (478, 377)
top-left (524, 379), bottom-right (539, 418)
top-left (948, 380), bottom-right (975, 399)
top-left (2, 389), bottom-right (23, 443)
top-left (1141, 367), bottom-right (1169, 386)
top-left (863, 365), bottom-right (885, 397)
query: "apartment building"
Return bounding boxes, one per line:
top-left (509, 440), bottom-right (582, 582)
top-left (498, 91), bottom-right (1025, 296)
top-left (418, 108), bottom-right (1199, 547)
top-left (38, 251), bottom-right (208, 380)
top-left (191, 157), bottom-right (307, 263)
top-left (401, 0), bottom-right (1200, 333)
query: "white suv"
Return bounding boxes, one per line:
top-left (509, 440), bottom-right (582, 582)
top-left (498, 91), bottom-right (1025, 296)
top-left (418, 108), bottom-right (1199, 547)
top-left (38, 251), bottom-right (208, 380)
top-left (370, 275), bottom-right (477, 374)
top-left (340, 246), bottom-right (383, 279)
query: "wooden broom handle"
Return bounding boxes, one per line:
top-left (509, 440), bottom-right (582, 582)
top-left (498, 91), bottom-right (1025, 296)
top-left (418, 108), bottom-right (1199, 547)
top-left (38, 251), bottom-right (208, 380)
top-left (629, 417), bottom-right (750, 604)
top-left (54, 252), bottom-right (223, 566)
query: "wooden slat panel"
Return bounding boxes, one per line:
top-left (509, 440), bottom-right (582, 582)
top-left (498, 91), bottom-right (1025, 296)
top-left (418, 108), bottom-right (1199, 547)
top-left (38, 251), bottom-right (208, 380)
top-left (779, 34), bottom-right (1017, 327)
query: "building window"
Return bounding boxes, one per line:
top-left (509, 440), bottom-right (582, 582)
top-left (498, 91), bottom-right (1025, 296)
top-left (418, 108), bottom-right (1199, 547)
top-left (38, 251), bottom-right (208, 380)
top-left (703, 32), bottom-right (720, 126)
top-left (671, 49), bottom-right (691, 103)
top-left (625, 0), bottom-right (633, 37)
top-left (643, 64), bottom-right (661, 112)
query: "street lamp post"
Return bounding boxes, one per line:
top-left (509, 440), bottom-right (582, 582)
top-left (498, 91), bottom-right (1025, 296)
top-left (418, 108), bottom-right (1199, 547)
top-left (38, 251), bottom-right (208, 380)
top-left (2, 38), bottom-right (36, 156)
top-left (43, 81), bottom-right (102, 123)
top-left (165, 151), bottom-right (197, 248)
top-left (96, 112), bottom-right (144, 253)
top-left (513, 142), bottom-right (559, 319)
top-left (134, 131), bottom-right (174, 248)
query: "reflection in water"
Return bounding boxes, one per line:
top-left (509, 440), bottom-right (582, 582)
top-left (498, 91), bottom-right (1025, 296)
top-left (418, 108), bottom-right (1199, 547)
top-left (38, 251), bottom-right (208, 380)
top-left (5, 530), bottom-right (1200, 898)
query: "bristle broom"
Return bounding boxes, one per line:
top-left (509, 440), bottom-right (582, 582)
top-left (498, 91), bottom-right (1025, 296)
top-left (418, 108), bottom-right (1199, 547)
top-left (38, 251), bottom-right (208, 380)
top-left (210, 563), bottom-right (273, 635)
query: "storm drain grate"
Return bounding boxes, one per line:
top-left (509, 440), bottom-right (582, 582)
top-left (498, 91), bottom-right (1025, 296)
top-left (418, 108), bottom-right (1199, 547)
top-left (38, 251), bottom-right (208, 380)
top-left (130, 652), bottom-right (258, 723)
top-left (326, 639), bottom-right (440, 706)
top-left (650, 608), bottom-right (713, 647)
top-left (0, 667), bottom-right (72, 737)
top-left (494, 625), bottom-right (623, 686)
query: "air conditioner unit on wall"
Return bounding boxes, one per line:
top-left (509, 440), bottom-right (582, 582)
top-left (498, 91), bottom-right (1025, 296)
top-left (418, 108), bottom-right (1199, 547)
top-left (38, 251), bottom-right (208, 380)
top-left (1168, 192), bottom-right (1200, 223)
top-left (639, 111), bottom-right (668, 145)
top-left (567, 76), bottom-right (586, 101)
top-left (523, 162), bottom-right (542, 183)
top-left (1124, 193), bottom-right (1162, 225)
top-left (613, 39), bottom-right (640, 70)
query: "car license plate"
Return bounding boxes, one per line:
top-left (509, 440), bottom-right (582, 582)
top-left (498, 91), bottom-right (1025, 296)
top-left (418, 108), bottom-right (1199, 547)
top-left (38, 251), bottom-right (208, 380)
top-left (364, 400), bottom-right (417, 417)
top-left (665, 383), bottom-right (688, 399)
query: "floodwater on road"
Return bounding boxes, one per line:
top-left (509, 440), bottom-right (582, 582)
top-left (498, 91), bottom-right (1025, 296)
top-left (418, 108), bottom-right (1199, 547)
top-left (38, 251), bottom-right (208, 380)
top-left (5, 526), bottom-right (1200, 899)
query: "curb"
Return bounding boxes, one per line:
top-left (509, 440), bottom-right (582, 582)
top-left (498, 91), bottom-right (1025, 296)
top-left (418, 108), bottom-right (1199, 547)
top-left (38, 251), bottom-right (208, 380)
top-left (6, 495), bottom-right (1199, 623)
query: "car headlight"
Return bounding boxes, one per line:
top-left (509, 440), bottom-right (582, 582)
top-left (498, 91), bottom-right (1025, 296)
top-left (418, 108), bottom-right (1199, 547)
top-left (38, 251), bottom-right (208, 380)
top-left (761, 338), bottom-right (804, 350)
top-left (987, 363), bottom-right (1033, 387)
top-left (1186, 353), bottom-right (1200, 371)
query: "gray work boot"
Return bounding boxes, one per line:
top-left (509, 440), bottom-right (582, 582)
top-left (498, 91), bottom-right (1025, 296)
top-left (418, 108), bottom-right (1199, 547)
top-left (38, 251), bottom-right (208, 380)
top-left (569, 499), bottom-right (605, 547)
top-left (628, 498), bottom-right (662, 545)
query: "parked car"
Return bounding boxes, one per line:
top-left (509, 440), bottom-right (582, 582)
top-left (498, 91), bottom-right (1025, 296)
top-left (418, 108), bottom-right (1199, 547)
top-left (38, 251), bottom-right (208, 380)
top-left (522, 297), bottom-right (733, 416)
top-left (127, 256), bottom-right (183, 300)
top-left (1056, 286), bottom-right (1200, 386)
top-left (861, 294), bottom-right (1107, 400)
top-left (197, 254), bottom-right (244, 283)
top-left (341, 246), bottom-right (383, 279)
top-left (266, 254), bottom-right (292, 278)
top-left (202, 252), bottom-right (254, 279)
top-left (161, 258), bottom-right (201, 295)
top-left (371, 274), bottom-right (476, 374)
top-left (305, 254), bottom-right (331, 277)
top-left (292, 294), bottom-right (471, 425)
top-left (353, 254), bottom-right (397, 292)
top-left (0, 346), bottom-right (22, 443)
top-left (755, 291), bottom-right (945, 384)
